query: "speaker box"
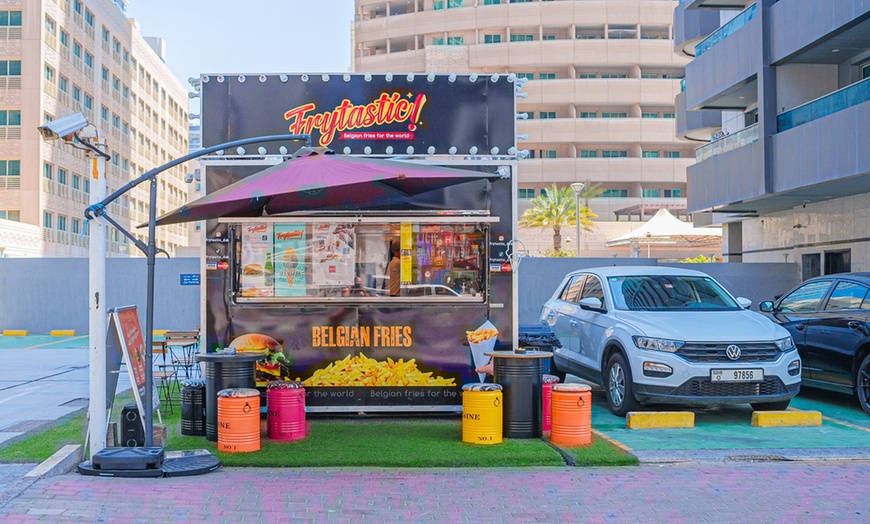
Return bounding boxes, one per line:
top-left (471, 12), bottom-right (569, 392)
top-left (121, 403), bottom-right (144, 447)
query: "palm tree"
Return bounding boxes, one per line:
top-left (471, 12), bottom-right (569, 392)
top-left (520, 184), bottom-right (576, 252)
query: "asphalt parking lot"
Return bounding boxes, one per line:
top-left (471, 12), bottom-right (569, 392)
top-left (2, 335), bottom-right (870, 463)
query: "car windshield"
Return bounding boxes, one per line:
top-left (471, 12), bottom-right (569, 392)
top-left (607, 275), bottom-right (740, 311)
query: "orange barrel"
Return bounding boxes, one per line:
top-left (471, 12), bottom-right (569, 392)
top-left (267, 381), bottom-right (307, 441)
top-left (550, 383), bottom-right (592, 446)
top-left (461, 383), bottom-right (503, 445)
top-left (541, 374), bottom-right (561, 433)
top-left (217, 388), bottom-right (261, 452)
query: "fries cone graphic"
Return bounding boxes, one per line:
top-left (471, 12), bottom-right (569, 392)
top-left (467, 320), bottom-right (498, 382)
top-left (282, 247), bottom-right (298, 287)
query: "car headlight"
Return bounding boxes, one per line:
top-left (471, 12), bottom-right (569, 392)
top-left (632, 336), bottom-right (684, 353)
top-left (775, 337), bottom-right (795, 351)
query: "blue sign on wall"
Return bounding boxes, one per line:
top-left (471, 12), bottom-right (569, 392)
top-left (180, 274), bottom-right (200, 286)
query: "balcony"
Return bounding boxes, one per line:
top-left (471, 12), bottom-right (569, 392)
top-left (694, 123), bottom-right (758, 161)
top-left (777, 77), bottom-right (870, 133)
top-left (695, 3), bottom-right (756, 56)
top-left (673, 0), bottom-right (723, 57)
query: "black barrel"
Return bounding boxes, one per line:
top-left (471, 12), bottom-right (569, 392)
top-left (180, 380), bottom-right (206, 436)
top-left (202, 356), bottom-right (259, 442)
top-left (492, 353), bottom-right (545, 438)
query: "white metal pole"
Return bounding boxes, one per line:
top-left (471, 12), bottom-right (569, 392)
top-left (87, 137), bottom-right (108, 460)
top-left (570, 182), bottom-right (584, 258)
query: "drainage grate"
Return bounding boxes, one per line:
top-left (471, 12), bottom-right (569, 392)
top-left (60, 398), bottom-right (89, 408)
top-left (1, 420), bottom-right (50, 432)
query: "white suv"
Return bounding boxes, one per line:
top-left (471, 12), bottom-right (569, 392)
top-left (540, 266), bottom-right (801, 416)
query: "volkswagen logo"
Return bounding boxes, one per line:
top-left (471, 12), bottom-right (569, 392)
top-left (726, 345), bottom-right (741, 361)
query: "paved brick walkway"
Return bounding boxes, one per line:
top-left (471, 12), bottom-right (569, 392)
top-left (0, 462), bottom-right (868, 522)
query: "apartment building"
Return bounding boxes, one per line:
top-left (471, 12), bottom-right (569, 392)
top-left (0, 0), bottom-right (189, 257)
top-left (676, 0), bottom-right (870, 275)
top-left (353, 0), bottom-right (692, 255)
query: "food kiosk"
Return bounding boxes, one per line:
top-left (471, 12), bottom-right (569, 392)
top-left (194, 73), bottom-right (518, 412)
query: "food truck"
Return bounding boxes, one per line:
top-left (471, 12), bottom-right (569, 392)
top-left (195, 73), bottom-right (518, 412)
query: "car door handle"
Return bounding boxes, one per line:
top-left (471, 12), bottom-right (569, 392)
top-left (848, 321), bottom-right (869, 335)
top-left (547, 310), bottom-right (556, 319)
top-left (569, 320), bottom-right (578, 326)
top-left (794, 324), bottom-right (805, 331)
top-left (848, 321), bottom-right (861, 329)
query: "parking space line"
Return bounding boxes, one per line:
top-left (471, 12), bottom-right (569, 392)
top-left (592, 428), bottom-right (633, 452)
top-left (23, 336), bottom-right (88, 349)
top-left (788, 407), bottom-right (870, 433)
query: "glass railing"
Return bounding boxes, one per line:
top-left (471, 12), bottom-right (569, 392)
top-left (695, 123), bottom-right (758, 162)
top-left (695, 3), bottom-right (756, 57)
top-left (777, 77), bottom-right (870, 132)
top-left (680, 78), bottom-right (686, 92)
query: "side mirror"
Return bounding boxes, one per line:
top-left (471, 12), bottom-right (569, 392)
top-left (578, 297), bottom-right (605, 312)
top-left (736, 297), bottom-right (752, 309)
top-left (759, 301), bottom-right (775, 313)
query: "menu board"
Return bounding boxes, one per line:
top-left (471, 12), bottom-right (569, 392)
top-left (275, 224), bottom-right (307, 296)
top-left (240, 223), bottom-right (274, 297)
top-left (108, 306), bottom-right (160, 423)
top-left (310, 223), bottom-right (355, 288)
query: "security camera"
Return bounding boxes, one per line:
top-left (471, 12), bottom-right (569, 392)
top-left (184, 173), bottom-right (194, 183)
top-left (37, 112), bottom-right (87, 141)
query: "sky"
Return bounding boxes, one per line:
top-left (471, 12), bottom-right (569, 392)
top-left (125, 0), bottom-right (355, 90)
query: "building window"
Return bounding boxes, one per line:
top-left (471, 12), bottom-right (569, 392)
top-left (579, 112), bottom-right (597, 118)
top-left (601, 112), bottom-right (627, 118)
top-left (72, 218), bottom-right (81, 234)
top-left (601, 74), bottom-right (627, 79)
top-left (518, 188), bottom-right (535, 199)
top-left (538, 73), bottom-right (556, 80)
top-left (0, 11), bottom-right (22, 27)
top-left (642, 151), bottom-right (659, 158)
top-left (84, 9), bottom-right (95, 27)
top-left (580, 150), bottom-right (598, 158)
top-left (663, 74), bottom-right (683, 79)
top-left (58, 168), bottom-right (67, 185)
top-left (665, 151), bottom-right (681, 158)
top-left (44, 163), bottom-right (53, 180)
top-left (0, 209), bottom-right (20, 221)
top-left (59, 76), bottom-right (68, 92)
top-left (0, 159), bottom-right (19, 178)
top-left (663, 112), bottom-right (676, 119)
top-left (510, 34), bottom-right (533, 42)
top-left (73, 41), bottom-right (82, 58)
top-left (602, 189), bottom-right (628, 198)
top-left (101, 26), bottom-right (109, 43)
top-left (43, 212), bottom-right (52, 228)
top-left (516, 72), bottom-right (534, 80)
top-left (484, 34), bottom-right (501, 44)
top-left (484, 0), bottom-right (501, 4)
top-left (0, 60), bottom-right (21, 76)
top-left (45, 65), bottom-right (55, 83)
top-left (642, 189), bottom-right (661, 197)
top-left (72, 173), bottom-right (81, 189)
top-left (73, 85), bottom-right (82, 103)
top-left (45, 16), bottom-right (56, 35)
top-left (58, 215), bottom-right (67, 232)
top-left (663, 189), bottom-right (682, 197)
top-left (112, 38), bottom-right (121, 54)
top-left (0, 110), bottom-right (21, 127)
top-left (84, 178), bottom-right (90, 194)
top-left (539, 112), bottom-right (556, 119)
top-left (543, 34), bottom-right (556, 41)
top-left (60, 30), bottom-right (69, 47)
top-left (578, 73), bottom-right (597, 79)
top-left (112, 114), bottom-right (120, 128)
top-left (447, 36), bottom-right (463, 45)
top-left (641, 74), bottom-right (658, 79)
top-left (100, 105), bottom-right (108, 121)
top-left (85, 52), bottom-right (93, 69)
top-left (642, 112), bottom-right (659, 118)
top-left (510, 0), bottom-right (531, 3)
top-left (602, 150), bottom-right (628, 158)
top-left (101, 66), bottom-right (109, 81)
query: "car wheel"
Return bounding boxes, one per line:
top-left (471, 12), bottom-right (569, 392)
top-left (750, 400), bottom-right (791, 411)
top-left (605, 353), bottom-right (639, 416)
top-left (855, 354), bottom-right (870, 416)
top-left (549, 357), bottom-right (567, 383)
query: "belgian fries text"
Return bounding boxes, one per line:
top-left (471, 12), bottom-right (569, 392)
top-left (303, 353), bottom-right (455, 387)
top-left (466, 328), bottom-right (498, 344)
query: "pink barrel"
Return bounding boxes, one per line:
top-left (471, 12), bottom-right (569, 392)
top-left (267, 381), bottom-right (307, 441)
top-left (542, 374), bottom-right (561, 433)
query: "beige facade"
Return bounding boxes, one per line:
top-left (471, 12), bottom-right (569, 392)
top-left (353, 0), bottom-right (693, 254)
top-left (0, 0), bottom-right (189, 257)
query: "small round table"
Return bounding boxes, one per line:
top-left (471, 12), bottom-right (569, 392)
top-left (196, 352), bottom-right (265, 442)
top-left (485, 350), bottom-right (550, 438)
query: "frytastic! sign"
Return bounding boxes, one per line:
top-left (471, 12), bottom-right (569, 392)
top-left (200, 73), bottom-right (516, 155)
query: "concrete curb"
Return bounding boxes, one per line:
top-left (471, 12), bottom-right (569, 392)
top-left (24, 445), bottom-right (81, 480)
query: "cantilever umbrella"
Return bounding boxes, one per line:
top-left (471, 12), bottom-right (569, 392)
top-left (153, 147), bottom-right (501, 226)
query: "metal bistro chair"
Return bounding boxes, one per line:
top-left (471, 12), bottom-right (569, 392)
top-left (164, 330), bottom-right (201, 380)
top-left (152, 340), bottom-right (178, 413)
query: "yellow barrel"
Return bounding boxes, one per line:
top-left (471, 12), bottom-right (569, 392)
top-left (217, 388), bottom-right (261, 453)
top-left (461, 383), bottom-right (503, 445)
top-left (550, 383), bottom-right (592, 446)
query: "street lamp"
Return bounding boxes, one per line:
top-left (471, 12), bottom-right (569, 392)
top-left (570, 182), bottom-right (585, 257)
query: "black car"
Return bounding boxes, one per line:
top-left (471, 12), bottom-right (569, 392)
top-left (760, 273), bottom-right (870, 414)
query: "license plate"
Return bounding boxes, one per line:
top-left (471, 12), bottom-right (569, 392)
top-left (710, 369), bottom-right (764, 383)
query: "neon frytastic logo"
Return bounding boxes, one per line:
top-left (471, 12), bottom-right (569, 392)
top-left (284, 92), bottom-right (428, 147)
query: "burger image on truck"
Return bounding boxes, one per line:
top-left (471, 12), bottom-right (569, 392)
top-left (243, 263), bottom-right (263, 276)
top-left (228, 333), bottom-right (291, 386)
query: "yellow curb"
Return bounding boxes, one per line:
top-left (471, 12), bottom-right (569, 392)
top-left (50, 330), bottom-right (76, 337)
top-left (2, 329), bottom-right (28, 336)
top-left (752, 410), bottom-right (822, 427)
top-left (626, 411), bottom-right (695, 429)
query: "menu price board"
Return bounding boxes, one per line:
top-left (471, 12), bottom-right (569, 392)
top-left (310, 223), bottom-right (355, 287)
top-left (108, 306), bottom-right (160, 424)
top-left (240, 223), bottom-right (274, 297)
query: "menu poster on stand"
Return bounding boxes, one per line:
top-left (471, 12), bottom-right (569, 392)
top-left (108, 306), bottom-right (160, 426)
top-left (240, 223), bottom-right (274, 297)
top-left (310, 223), bottom-right (355, 287)
top-left (274, 224), bottom-right (307, 296)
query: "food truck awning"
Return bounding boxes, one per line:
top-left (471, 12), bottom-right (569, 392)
top-left (152, 148), bottom-right (503, 226)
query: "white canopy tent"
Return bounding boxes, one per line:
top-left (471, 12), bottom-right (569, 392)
top-left (606, 208), bottom-right (722, 248)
